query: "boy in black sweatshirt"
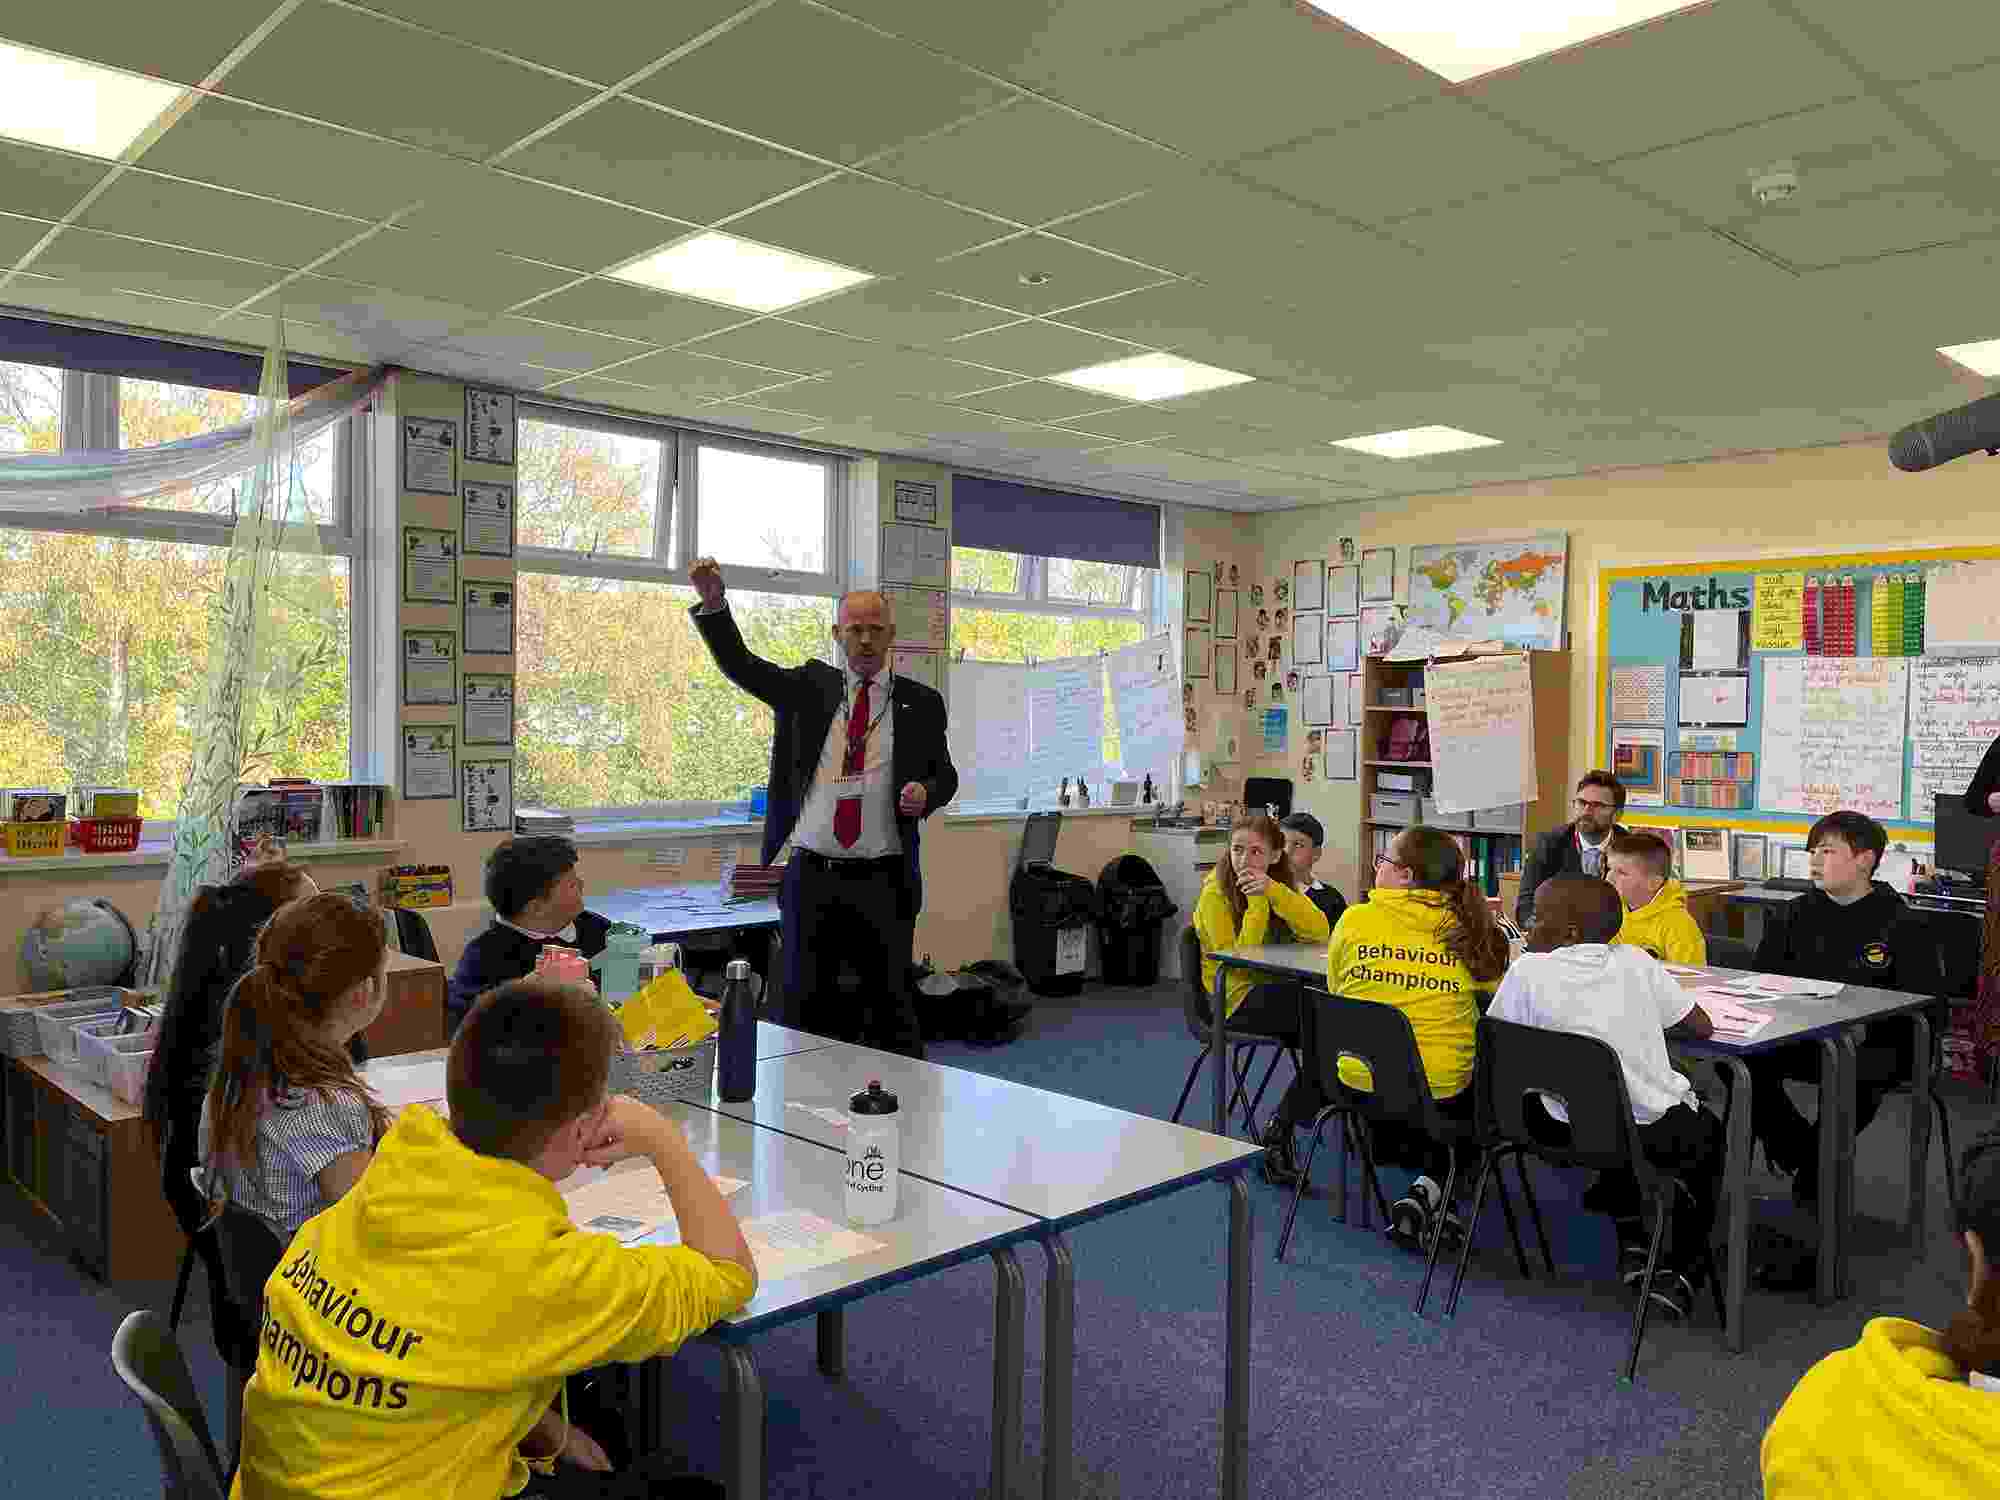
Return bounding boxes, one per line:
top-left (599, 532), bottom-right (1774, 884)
top-left (1747, 810), bottom-right (1937, 1201)
top-left (447, 836), bottom-right (612, 1034)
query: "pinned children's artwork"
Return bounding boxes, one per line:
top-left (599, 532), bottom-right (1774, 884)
top-left (1285, 670), bottom-right (1301, 692)
top-left (1301, 754), bottom-right (1315, 783)
top-left (1250, 583), bottom-right (1265, 606)
top-left (1267, 637), bottom-right (1282, 662)
top-left (1275, 607), bottom-right (1289, 631)
top-left (1274, 577), bottom-right (1290, 605)
top-left (1243, 689), bottom-right (1256, 709)
top-left (1253, 659), bottom-right (1268, 681)
top-left (1256, 608), bottom-right (1271, 632)
top-left (1270, 682), bottom-right (1284, 703)
top-left (1244, 636), bottom-right (1261, 660)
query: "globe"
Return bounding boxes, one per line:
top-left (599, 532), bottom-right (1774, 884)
top-left (20, 898), bottom-right (137, 991)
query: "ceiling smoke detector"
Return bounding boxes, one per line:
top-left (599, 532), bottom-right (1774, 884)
top-left (1749, 161), bottom-right (1800, 206)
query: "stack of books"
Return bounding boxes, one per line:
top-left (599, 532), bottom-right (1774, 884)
top-left (726, 862), bottom-right (785, 901)
top-left (515, 808), bottom-right (575, 835)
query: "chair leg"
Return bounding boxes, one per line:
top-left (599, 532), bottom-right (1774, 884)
top-left (1702, 1241), bottom-right (1727, 1332)
top-left (1169, 1047), bottom-right (1210, 1125)
top-left (1332, 1113), bottom-right (1350, 1224)
top-left (1934, 1088), bottom-right (1959, 1220)
top-left (1624, 1185), bottom-right (1672, 1382)
top-left (1278, 1111), bottom-right (1336, 1261)
top-left (1226, 1045), bottom-right (1261, 1135)
top-left (1416, 1149), bottom-right (1460, 1316)
top-left (1352, 1118), bottom-right (1390, 1230)
top-left (1512, 1156), bottom-right (1557, 1277)
top-left (168, 1241), bottom-right (199, 1332)
top-left (1244, 1048), bottom-right (1286, 1133)
top-left (1488, 1155), bottom-right (1534, 1281)
top-left (1445, 1151), bottom-right (1498, 1318)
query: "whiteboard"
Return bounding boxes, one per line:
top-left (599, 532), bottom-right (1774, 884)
top-left (946, 661), bottom-right (1029, 806)
top-left (1027, 656), bottom-right (1105, 794)
top-left (1426, 654), bottom-right (1536, 815)
top-left (1759, 657), bottom-right (1908, 819)
top-left (1108, 636), bottom-right (1182, 777)
top-left (1910, 656), bottom-right (2000, 767)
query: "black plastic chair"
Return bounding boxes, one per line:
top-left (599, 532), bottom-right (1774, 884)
top-left (1450, 1017), bottom-right (1725, 1380)
top-left (1704, 933), bottom-right (1756, 970)
top-left (111, 1310), bottom-right (228, 1500)
top-left (1864, 996), bottom-right (1961, 1231)
top-left (213, 1204), bottom-right (285, 1476)
top-left (1278, 989), bottom-right (1530, 1315)
top-left (1169, 926), bottom-right (1299, 1136)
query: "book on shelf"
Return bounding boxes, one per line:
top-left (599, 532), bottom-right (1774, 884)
top-left (515, 808), bottom-right (575, 835)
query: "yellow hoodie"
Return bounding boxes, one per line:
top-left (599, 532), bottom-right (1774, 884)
top-left (1615, 878), bottom-right (1707, 966)
top-left (1762, 1317), bottom-right (2000, 1497)
top-left (232, 1105), bottom-right (755, 1500)
top-left (1194, 868), bottom-right (1332, 1018)
top-left (1327, 888), bottom-right (1497, 1099)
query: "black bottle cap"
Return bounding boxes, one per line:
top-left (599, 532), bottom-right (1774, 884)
top-left (848, 1079), bottom-right (899, 1114)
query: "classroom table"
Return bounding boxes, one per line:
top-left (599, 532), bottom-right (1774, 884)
top-left (701, 1043), bottom-right (1261, 1500)
top-left (1210, 942), bottom-right (1326, 1138)
top-left (593, 884), bottom-right (782, 943)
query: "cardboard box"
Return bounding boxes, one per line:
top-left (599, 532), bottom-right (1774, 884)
top-left (1369, 792), bottom-right (1418, 823)
top-left (380, 865), bottom-right (453, 910)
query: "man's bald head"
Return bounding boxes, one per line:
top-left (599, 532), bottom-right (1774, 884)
top-left (837, 589), bottom-right (889, 624)
top-left (833, 589), bottom-right (894, 678)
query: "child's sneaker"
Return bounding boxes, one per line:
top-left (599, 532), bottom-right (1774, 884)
top-left (1259, 1116), bottom-right (1302, 1187)
top-left (1389, 1176), bottom-right (1459, 1251)
top-left (1640, 1267), bottom-right (1697, 1322)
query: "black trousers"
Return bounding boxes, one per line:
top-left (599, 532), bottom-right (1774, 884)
top-left (1533, 1099), bottom-right (1724, 1269)
top-left (1275, 1066), bottom-right (1474, 1185)
top-left (778, 852), bottom-right (925, 1057)
top-left (1741, 1014), bottom-right (1923, 1170)
top-left (1226, 981), bottom-right (1302, 1042)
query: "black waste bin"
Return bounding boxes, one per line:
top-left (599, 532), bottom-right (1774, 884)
top-left (1095, 854), bottom-right (1178, 987)
top-left (1008, 812), bottom-right (1096, 997)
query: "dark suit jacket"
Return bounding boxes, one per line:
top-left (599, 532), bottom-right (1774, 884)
top-left (692, 602), bottom-right (958, 918)
top-left (1515, 819), bottom-right (1628, 926)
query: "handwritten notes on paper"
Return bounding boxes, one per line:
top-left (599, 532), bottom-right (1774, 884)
top-left (1425, 654), bottom-right (1536, 814)
top-left (885, 585), bottom-right (947, 648)
top-left (1753, 572), bottom-right (1805, 651)
top-left (1910, 657), bottom-right (2000, 767)
top-left (1109, 636), bottom-right (1183, 776)
top-left (1610, 663), bottom-right (1667, 724)
top-left (1759, 657), bottom-right (1908, 818)
top-left (1027, 656), bottom-right (1105, 793)
top-left (947, 660), bottom-right (1030, 805)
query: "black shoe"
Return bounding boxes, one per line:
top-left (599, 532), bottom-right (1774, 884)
top-left (1641, 1267), bottom-right (1696, 1321)
top-left (1259, 1118), bottom-right (1302, 1187)
top-left (1388, 1181), bottom-right (1461, 1252)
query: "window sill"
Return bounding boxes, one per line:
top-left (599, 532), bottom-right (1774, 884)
top-left (571, 816), bottom-right (764, 847)
top-left (0, 839), bottom-right (407, 876)
top-left (943, 804), bottom-right (1148, 826)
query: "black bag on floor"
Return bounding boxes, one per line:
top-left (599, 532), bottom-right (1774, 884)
top-left (912, 958), bottom-right (1033, 1045)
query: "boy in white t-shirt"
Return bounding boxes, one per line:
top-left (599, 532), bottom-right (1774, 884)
top-left (1488, 876), bottom-right (1723, 1319)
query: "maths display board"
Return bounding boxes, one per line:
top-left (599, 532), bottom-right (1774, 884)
top-left (1598, 547), bottom-right (2000, 835)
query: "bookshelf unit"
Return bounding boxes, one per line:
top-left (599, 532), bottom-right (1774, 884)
top-left (1356, 650), bottom-right (1571, 902)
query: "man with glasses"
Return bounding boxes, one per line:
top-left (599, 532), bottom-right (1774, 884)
top-left (1516, 769), bottom-right (1628, 927)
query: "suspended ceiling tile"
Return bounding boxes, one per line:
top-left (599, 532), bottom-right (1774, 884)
top-left (1238, 98), bottom-right (1573, 224)
top-left (1389, 175), bottom-right (1683, 277)
top-left (222, 5), bottom-right (595, 160)
top-left (1151, 418), bottom-right (1301, 461)
top-left (3, 1), bottom-right (273, 83)
top-left (316, 229), bottom-right (576, 311)
top-left (952, 380), bottom-right (1130, 424)
top-left (257, 275), bottom-right (490, 348)
top-left (870, 97), bottom-right (1188, 226)
top-left (748, 378), bottom-right (884, 422)
top-left (794, 419), bottom-right (922, 452)
top-left (544, 372), bottom-right (666, 402)
top-left (1063, 4), bottom-right (1433, 162)
top-left (1046, 405), bottom-right (1183, 444)
top-left (588, 348), bottom-right (793, 401)
top-left (788, 283), bottom-right (1013, 346)
top-left (396, 164), bottom-right (695, 272)
top-left (1608, 98), bottom-right (1951, 225)
top-left (505, 99), bottom-right (829, 223)
top-left (918, 233), bottom-right (1172, 317)
top-left (1785, 0), bottom-right (2000, 85)
top-left (0, 142), bottom-right (114, 223)
top-left (834, 348), bottom-right (1014, 402)
top-left (1230, 444), bottom-right (1405, 485)
top-left (631, 1), bottom-right (1009, 165)
top-left (941, 319), bottom-right (1143, 378)
top-left (723, 176), bottom-right (1009, 276)
top-left (701, 401), bottom-right (829, 438)
top-left (138, 97), bottom-right (445, 220)
top-left (1800, 237), bottom-right (2000, 346)
top-left (831, 0), bottom-right (1224, 84)
top-left (1904, 63), bottom-right (2000, 166)
top-left (365, 0), bottom-right (752, 86)
top-left (78, 173), bottom-right (365, 269)
top-left (211, 312), bottom-right (374, 367)
top-left (429, 315), bottom-right (653, 373)
top-left (0, 214), bottom-right (54, 264)
top-left (1164, 379), bottom-right (1359, 436)
top-left (26, 227), bottom-right (286, 308)
top-left (514, 279), bottom-right (745, 345)
top-left (679, 319), bottom-right (878, 376)
top-left (1739, 177), bottom-right (2000, 268)
top-left (0, 278), bottom-right (234, 338)
top-left (1465, 3), bottom-right (1863, 165)
top-left (409, 343), bottom-right (562, 389)
top-left (967, 424), bottom-right (1124, 460)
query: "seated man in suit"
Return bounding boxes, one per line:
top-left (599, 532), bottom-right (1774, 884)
top-left (447, 836), bottom-right (611, 1035)
top-left (688, 558), bottom-right (957, 1057)
top-left (1517, 768), bottom-right (1629, 927)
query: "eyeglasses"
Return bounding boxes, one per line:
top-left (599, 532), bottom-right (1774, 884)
top-left (1574, 797), bottom-right (1618, 812)
top-left (1374, 854), bottom-right (1408, 872)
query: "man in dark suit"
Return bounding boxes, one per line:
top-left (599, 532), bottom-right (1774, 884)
top-left (1515, 768), bottom-right (1628, 927)
top-left (689, 557), bottom-right (957, 1056)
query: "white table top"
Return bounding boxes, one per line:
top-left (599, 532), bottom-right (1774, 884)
top-left (705, 1043), bottom-right (1261, 1226)
top-left (594, 884), bottom-right (781, 938)
top-left (367, 1021), bottom-right (831, 1092)
top-left (1667, 966), bottom-right (1940, 1054)
top-left (1214, 942), bottom-right (1327, 980)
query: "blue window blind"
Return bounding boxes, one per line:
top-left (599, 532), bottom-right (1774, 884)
top-left (951, 474), bottom-right (1160, 568)
top-left (0, 315), bottom-right (348, 398)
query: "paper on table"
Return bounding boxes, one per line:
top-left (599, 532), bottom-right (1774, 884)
top-left (1746, 974), bottom-right (1845, 998)
top-left (1693, 989), bottom-right (1776, 1039)
top-left (364, 1061), bottom-right (447, 1109)
top-left (744, 1209), bottom-right (884, 1281)
top-left (1665, 964), bottom-right (1709, 977)
top-left (564, 1168), bottom-right (748, 1243)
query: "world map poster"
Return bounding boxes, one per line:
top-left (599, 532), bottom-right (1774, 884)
top-left (1406, 533), bottom-right (1568, 651)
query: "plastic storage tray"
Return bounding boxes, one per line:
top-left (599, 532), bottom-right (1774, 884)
top-left (1369, 792), bottom-right (1418, 823)
top-left (609, 1038), bottom-right (718, 1108)
top-left (97, 1033), bottom-right (155, 1104)
top-left (0, 986), bottom-right (122, 1059)
top-left (34, 997), bottom-right (125, 1065)
top-left (77, 1023), bottom-right (150, 1091)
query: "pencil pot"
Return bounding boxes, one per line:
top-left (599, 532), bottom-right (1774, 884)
top-left (610, 1037), bottom-right (719, 1108)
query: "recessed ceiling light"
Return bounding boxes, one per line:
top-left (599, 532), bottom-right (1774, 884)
top-left (1303, 1), bottom-right (1708, 83)
top-left (1939, 337), bottom-right (2000, 378)
top-left (1049, 352), bottom-right (1253, 403)
top-left (1331, 425), bottom-right (1502, 459)
top-left (609, 232), bottom-right (872, 313)
top-left (0, 42), bottom-right (184, 160)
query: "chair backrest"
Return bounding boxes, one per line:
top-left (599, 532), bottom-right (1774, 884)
top-left (1180, 926), bottom-right (1212, 1037)
top-left (111, 1311), bottom-right (228, 1500)
top-left (1477, 1016), bottom-right (1649, 1175)
top-left (213, 1204), bottom-right (286, 1367)
top-left (1705, 933), bottom-right (1756, 970)
top-left (1302, 987), bottom-right (1442, 1135)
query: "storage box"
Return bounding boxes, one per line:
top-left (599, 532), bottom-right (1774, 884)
top-left (1419, 797), bottom-right (1474, 830)
top-left (3, 789), bottom-right (66, 822)
top-left (1475, 804), bottom-right (1525, 831)
top-left (380, 864), bottom-right (453, 910)
top-left (78, 1024), bottom-right (151, 1091)
top-left (73, 787), bottom-right (140, 818)
top-left (69, 816), bottom-right (143, 853)
top-left (33, 996), bottom-right (126, 1066)
top-left (1379, 687), bottom-right (1412, 707)
top-left (0, 985), bottom-right (126, 1059)
top-left (609, 1037), bottom-right (717, 1108)
top-left (1375, 770), bottom-right (1422, 793)
top-left (81, 1031), bottom-right (154, 1102)
top-left (3, 820), bottom-right (65, 856)
top-left (1370, 792), bottom-right (1418, 823)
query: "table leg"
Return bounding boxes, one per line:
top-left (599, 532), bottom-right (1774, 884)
top-left (990, 1248), bottom-right (1026, 1500)
top-left (816, 1308), bottom-right (843, 1378)
top-left (1716, 1057), bottom-right (1752, 1354)
top-left (1212, 965), bottom-right (1232, 1138)
top-left (1224, 1173), bottom-right (1251, 1500)
top-left (1815, 1035), bottom-right (1849, 1307)
top-left (1908, 1011), bottom-right (1935, 1247)
top-left (720, 1344), bottom-right (764, 1500)
top-left (1041, 1234), bottom-right (1075, 1500)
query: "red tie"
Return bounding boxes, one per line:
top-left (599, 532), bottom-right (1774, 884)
top-left (834, 680), bottom-right (870, 848)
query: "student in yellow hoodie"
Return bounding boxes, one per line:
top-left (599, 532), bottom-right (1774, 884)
top-left (1262, 827), bottom-right (1511, 1242)
top-left (1605, 831), bottom-right (1707, 966)
top-left (232, 975), bottom-right (758, 1500)
top-left (1763, 1128), bottom-right (2000, 1496)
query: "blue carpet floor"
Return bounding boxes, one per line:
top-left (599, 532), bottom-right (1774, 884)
top-left (4, 980), bottom-right (1987, 1498)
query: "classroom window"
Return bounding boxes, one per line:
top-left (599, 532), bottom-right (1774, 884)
top-left (0, 361), bottom-right (62, 453)
top-left (516, 412), bottom-right (667, 558)
top-left (951, 546), bottom-right (1024, 597)
top-left (118, 377), bottom-right (340, 526)
top-left (690, 440), bottom-right (831, 576)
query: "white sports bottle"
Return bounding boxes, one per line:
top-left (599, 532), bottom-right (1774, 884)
top-left (844, 1080), bottom-right (899, 1225)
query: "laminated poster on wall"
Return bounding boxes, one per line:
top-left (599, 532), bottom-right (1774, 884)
top-left (1292, 559), bottom-right (1325, 613)
top-left (1360, 547), bottom-right (1395, 603)
top-left (1609, 663), bottom-right (1667, 725)
top-left (464, 388), bottom-right (516, 466)
top-left (1425, 654), bottom-right (1536, 816)
top-left (1185, 567), bottom-right (1213, 625)
top-left (1109, 636), bottom-right (1185, 776)
top-left (1215, 588), bottom-right (1239, 640)
top-left (463, 673), bottom-right (515, 746)
top-left (1324, 728), bottom-right (1357, 781)
top-left (403, 527), bottom-right (458, 604)
top-left (1612, 725), bottom-right (1666, 807)
top-left (1327, 564), bottom-right (1359, 618)
top-left (402, 417), bottom-right (457, 495)
top-left (402, 629), bottom-right (457, 706)
top-left (463, 582), bottom-right (515, 656)
top-left (1300, 673), bottom-right (1333, 726)
top-left (462, 758), bottom-right (512, 833)
top-left (1262, 707), bottom-right (1288, 755)
top-left (403, 725), bottom-right (456, 801)
top-left (1215, 643), bottom-right (1237, 697)
top-left (462, 481), bottom-right (515, 557)
top-left (1185, 625), bottom-right (1213, 679)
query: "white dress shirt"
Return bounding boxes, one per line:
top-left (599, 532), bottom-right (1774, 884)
top-left (793, 667), bottom-right (901, 859)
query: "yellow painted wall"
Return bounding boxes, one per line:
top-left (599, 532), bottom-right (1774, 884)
top-left (1249, 437), bottom-right (2000, 900)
